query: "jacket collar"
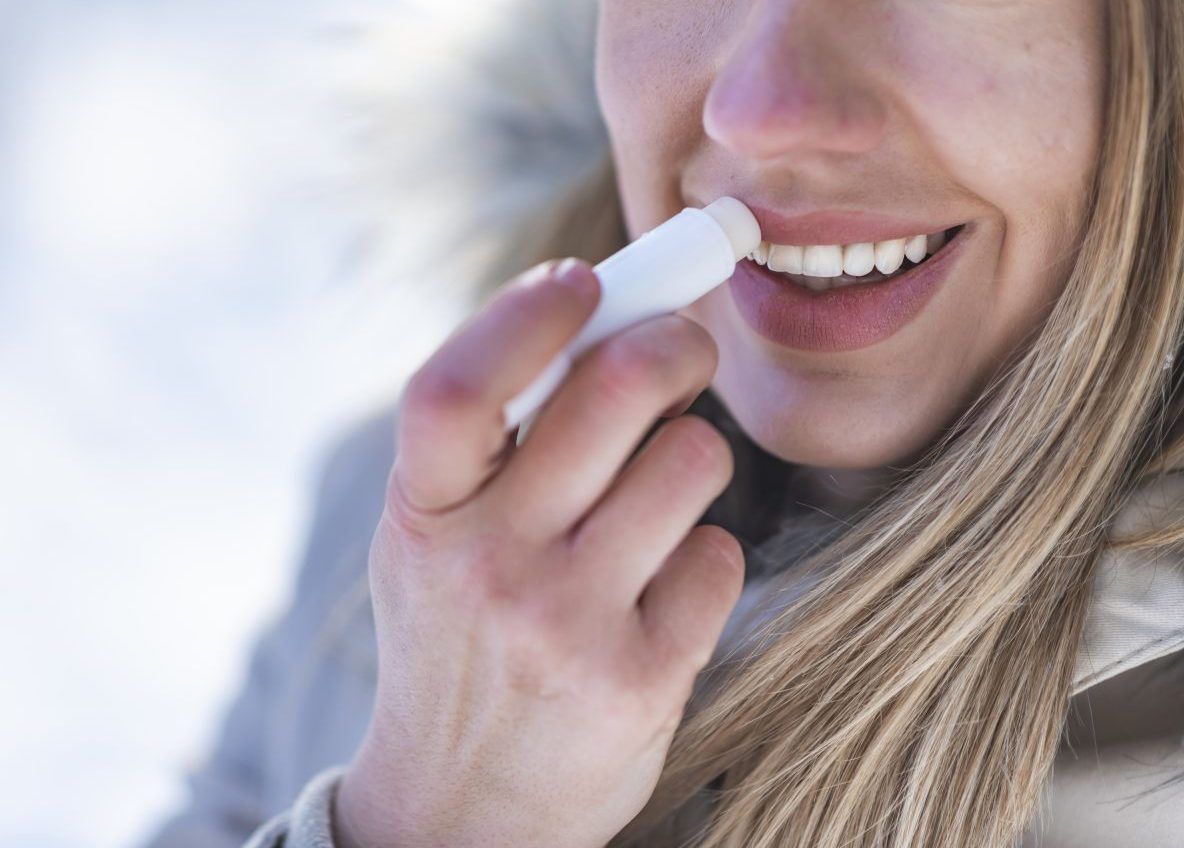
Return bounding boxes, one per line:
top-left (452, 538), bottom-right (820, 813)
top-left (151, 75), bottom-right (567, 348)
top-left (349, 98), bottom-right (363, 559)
top-left (705, 471), bottom-right (1184, 697)
top-left (1072, 471), bottom-right (1184, 694)
top-left (691, 385), bottom-right (1184, 693)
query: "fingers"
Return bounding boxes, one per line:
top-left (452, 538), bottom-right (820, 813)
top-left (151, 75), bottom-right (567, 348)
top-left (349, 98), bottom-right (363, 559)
top-left (658, 392), bottom-right (700, 420)
top-left (485, 313), bottom-right (720, 538)
top-left (639, 524), bottom-right (746, 676)
top-left (392, 259), bottom-right (600, 515)
top-left (569, 415), bottom-right (736, 606)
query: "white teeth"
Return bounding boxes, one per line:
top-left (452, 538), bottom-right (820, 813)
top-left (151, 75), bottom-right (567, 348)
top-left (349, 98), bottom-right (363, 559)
top-left (767, 244), bottom-right (804, 274)
top-left (904, 234), bottom-right (928, 264)
top-left (842, 243), bottom-right (876, 277)
top-left (804, 245), bottom-right (844, 277)
top-left (746, 227), bottom-right (958, 288)
top-left (874, 238), bottom-right (906, 275)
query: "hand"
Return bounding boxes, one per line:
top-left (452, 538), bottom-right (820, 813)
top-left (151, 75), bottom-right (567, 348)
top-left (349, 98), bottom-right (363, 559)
top-left (336, 258), bottom-right (745, 848)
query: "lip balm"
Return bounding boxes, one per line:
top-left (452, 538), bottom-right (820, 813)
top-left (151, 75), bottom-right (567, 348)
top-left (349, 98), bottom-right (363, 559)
top-left (503, 196), bottom-right (761, 443)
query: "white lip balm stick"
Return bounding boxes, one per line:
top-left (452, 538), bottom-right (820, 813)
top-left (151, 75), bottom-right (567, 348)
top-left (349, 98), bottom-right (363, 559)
top-left (503, 196), bottom-right (761, 443)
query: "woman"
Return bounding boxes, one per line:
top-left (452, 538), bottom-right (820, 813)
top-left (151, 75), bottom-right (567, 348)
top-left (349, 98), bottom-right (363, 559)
top-left (145, 0), bottom-right (1184, 846)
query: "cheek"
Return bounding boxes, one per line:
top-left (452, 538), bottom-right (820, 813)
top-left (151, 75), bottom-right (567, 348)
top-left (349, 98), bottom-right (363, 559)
top-left (596, 26), bottom-right (691, 239)
top-left (597, 3), bottom-right (739, 210)
top-left (896, 18), bottom-right (1101, 201)
top-left (596, 6), bottom-right (691, 138)
top-left (893, 15), bottom-right (1103, 328)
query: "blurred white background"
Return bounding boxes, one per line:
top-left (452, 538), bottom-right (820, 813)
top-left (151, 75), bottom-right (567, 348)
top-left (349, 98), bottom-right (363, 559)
top-left (0, 2), bottom-right (464, 845)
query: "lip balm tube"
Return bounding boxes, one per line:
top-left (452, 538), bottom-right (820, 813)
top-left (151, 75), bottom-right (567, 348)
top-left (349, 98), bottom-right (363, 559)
top-left (502, 196), bottom-right (761, 443)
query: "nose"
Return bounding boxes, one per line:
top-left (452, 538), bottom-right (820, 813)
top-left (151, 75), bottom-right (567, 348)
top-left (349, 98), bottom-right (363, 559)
top-left (703, 3), bottom-right (888, 160)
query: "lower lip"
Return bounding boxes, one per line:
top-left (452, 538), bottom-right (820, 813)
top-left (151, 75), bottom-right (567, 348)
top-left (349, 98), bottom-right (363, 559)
top-left (728, 225), bottom-right (971, 353)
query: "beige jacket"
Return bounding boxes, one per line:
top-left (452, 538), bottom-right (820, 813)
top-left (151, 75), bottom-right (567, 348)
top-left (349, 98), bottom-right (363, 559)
top-left (142, 387), bottom-right (1184, 848)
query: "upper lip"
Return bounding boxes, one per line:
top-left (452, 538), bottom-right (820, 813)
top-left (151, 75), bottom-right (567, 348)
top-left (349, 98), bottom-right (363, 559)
top-left (699, 197), bottom-right (965, 246)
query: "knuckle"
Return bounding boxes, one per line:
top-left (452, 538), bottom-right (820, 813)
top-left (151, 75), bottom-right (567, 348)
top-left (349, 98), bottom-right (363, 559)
top-left (458, 533), bottom-right (521, 605)
top-left (589, 333), bottom-right (670, 405)
top-left (648, 608), bottom-right (711, 673)
top-left (670, 416), bottom-right (734, 482)
top-left (587, 316), bottom-right (720, 409)
top-left (696, 525), bottom-right (746, 574)
top-left (506, 588), bottom-right (569, 648)
top-left (375, 467), bottom-right (448, 559)
top-left (378, 484), bottom-right (433, 555)
top-left (671, 315), bottom-right (720, 371)
top-left (381, 506), bottom-right (517, 605)
top-left (404, 365), bottom-right (483, 423)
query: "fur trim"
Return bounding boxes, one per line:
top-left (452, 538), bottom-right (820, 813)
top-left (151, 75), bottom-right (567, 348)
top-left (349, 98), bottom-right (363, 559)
top-left (333, 0), bottom-right (621, 308)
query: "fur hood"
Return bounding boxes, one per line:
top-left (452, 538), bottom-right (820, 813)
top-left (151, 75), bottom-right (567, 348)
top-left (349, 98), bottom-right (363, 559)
top-left (333, 0), bottom-right (620, 308)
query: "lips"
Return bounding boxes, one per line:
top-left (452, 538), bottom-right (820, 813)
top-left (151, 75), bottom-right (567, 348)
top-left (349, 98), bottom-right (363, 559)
top-left (727, 221), bottom-right (974, 353)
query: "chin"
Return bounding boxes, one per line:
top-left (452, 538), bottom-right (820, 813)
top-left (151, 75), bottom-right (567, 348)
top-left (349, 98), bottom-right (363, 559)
top-left (679, 301), bottom-right (947, 471)
top-left (708, 363), bottom-right (937, 471)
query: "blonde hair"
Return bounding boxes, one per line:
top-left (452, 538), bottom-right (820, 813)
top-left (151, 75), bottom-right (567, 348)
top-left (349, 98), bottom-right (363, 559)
top-left (341, 1), bottom-right (1184, 845)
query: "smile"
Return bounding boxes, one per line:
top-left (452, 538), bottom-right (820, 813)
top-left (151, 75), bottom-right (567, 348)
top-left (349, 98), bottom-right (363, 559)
top-left (727, 220), bottom-right (975, 353)
top-left (746, 226), bottom-right (964, 292)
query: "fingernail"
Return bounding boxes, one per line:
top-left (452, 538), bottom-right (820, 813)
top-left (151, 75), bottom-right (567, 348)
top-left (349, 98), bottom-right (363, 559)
top-left (554, 258), bottom-right (598, 298)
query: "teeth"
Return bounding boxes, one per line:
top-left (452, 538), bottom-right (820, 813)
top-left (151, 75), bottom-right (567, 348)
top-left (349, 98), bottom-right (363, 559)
top-left (803, 245), bottom-right (843, 277)
top-left (874, 238), bottom-right (906, 275)
top-left (767, 244), bottom-right (804, 274)
top-left (746, 227), bottom-right (957, 287)
top-left (904, 234), bottom-right (927, 264)
top-left (842, 243), bottom-right (876, 277)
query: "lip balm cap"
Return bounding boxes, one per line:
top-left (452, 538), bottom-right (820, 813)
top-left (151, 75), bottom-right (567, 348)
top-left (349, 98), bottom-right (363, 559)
top-left (703, 197), bottom-right (762, 261)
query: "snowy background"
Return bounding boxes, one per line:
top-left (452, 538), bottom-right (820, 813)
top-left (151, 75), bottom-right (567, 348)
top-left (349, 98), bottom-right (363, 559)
top-left (0, 2), bottom-right (466, 845)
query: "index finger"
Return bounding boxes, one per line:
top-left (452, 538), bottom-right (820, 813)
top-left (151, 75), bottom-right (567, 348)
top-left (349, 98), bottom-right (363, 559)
top-left (392, 258), bottom-right (600, 515)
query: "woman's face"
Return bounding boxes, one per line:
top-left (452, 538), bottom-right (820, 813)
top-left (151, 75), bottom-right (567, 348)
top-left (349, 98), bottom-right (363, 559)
top-left (597, 0), bottom-right (1106, 470)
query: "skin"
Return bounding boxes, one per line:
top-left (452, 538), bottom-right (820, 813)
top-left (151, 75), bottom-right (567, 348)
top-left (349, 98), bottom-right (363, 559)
top-left (599, 0), bottom-right (1106, 500)
top-left (337, 3), bottom-right (1107, 845)
top-left (337, 262), bottom-right (743, 848)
